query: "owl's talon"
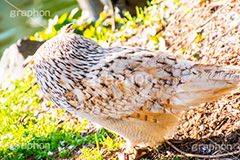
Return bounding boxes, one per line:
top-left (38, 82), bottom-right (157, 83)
top-left (135, 147), bottom-right (151, 160)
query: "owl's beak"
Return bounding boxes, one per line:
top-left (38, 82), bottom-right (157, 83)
top-left (22, 56), bottom-right (35, 68)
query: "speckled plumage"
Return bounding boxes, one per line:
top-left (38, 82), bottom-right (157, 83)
top-left (25, 24), bottom-right (240, 150)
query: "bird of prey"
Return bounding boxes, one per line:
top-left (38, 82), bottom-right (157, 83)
top-left (24, 24), bottom-right (240, 158)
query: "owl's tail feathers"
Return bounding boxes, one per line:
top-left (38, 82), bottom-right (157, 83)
top-left (171, 65), bottom-right (240, 109)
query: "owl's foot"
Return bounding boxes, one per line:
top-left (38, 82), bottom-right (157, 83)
top-left (134, 146), bottom-right (151, 160)
top-left (118, 146), bottom-right (151, 160)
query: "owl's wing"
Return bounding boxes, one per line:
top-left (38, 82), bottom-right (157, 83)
top-left (80, 48), bottom-right (240, 121)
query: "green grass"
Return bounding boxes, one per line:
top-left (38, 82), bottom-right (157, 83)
top-left (29, 0), bottom-right (167, 49)
top-left (0, 70), bottom-right (122, 159)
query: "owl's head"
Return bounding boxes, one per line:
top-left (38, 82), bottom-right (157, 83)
top-left (23, 23), bottom-right (102, 69)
